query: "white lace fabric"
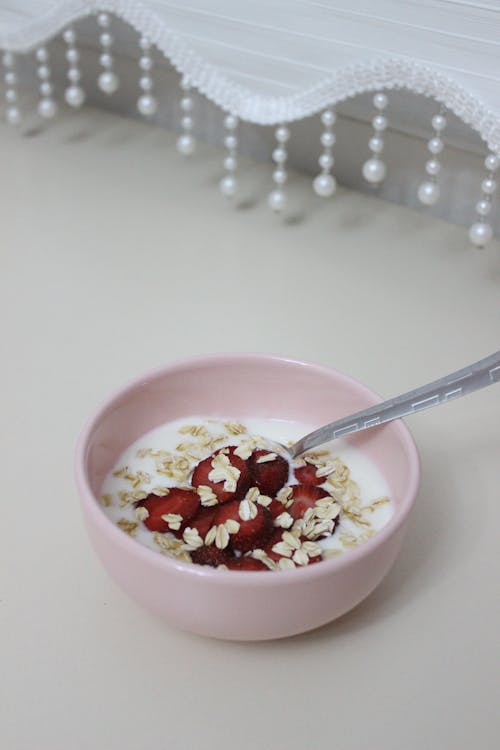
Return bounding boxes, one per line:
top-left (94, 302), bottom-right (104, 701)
top-left (1, 0), bottom-right (499, 152)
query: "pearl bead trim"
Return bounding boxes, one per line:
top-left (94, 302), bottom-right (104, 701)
top-left (176, 77), bottom-right (196, 156)
top-left (137, 36), bottom-right (157, 117)
top-left (0, 11), bottom-right (497, 249)
top-left (268, 124), bottom-right (289, 213)
top-left (417, 106), bottom-right (447, 207)
top-left (1, 4), bottom-right (499, 153)
top-left (469, 153), bottom-right (498, 248)
top-left (63, 27), bottom-right (85, 109)
top-left (96, 13), bottom-right (119, 96)
top-left (219, 113), bottom-right (239, 198)
top-left (36, 46), bottom-right (58, 119)
top-left (2, 51), bottom-right (21, 125)
top-left (362, 92), bottom-right (387, 185)
top-left (313, 109), bottom-right (337, 198)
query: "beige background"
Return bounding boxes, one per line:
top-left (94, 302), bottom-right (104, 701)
top-left (1, 106), bottom-right (499, 750)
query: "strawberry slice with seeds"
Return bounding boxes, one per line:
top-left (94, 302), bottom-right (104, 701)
top-left (268, 498), bottom-right (286, 520)
top-left (192, 446), bottom-right (252, 503)
top-left (225, 557), bottom-right (269, 572)
top-left (191, 545), bottom-right (235, 568)
top-left (214, 499), bottom-right (273, 553)
top-left (300, 536), bottom-right (323, 565)
top-left (288, 484), bottom-right (330, 520)
top-left (262, 530), bottom-right (323, 567)
top-left (294, 463), bottom-right (325, 487)
top-left (261, 529), bottom-right (287, 563)
top-left (304, 546), bottom-right (322, 565)
top-left (250, 449), bottom-right (289, 496)
top-left (268, 499), bottom-right (294, 531)
top-left (138, 488), bottom-right (200, 533)
top-left (188, 506), bottom-right (218, 539)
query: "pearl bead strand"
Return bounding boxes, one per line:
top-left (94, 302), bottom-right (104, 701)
top-left (35, 47), bottom-right (57, 119)
top-left (418, 107), bottom-right (447, 206)
top-left (313, 109), bottom-right (337, 197)
top-left (362, 92), bottom-right (388, 185)
top-left (136, 36), bottom-right (157, 117)
top-left (176, 77), bottom-right (196, 156)
top-left (469, 152), bottom-right (498, 248)
top-left (63, 27), bottom-right (85, 108)
top-left (2, 52), bottom-right (21, 125)
top-left (268, 124), bottom-right (289, 212)
top-left (219, 114), bottom-right (239, 198)
top-left (97, 13), bottom-right (119, 95)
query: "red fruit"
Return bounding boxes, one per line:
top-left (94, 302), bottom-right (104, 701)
top-left (306, 552), bottom-right (322, 565)
top-left (138, 489), bottom-right (200, 533)
top-left (192, 446), bottom-right (252, 503)
top-left (262, 530), bottom-right (323, 567)
top-left (268, 498), bottom-right (287, 520)
top-left (294, 463), bottom-right (324, 486)
top-left (262, 529), bottom-right (287, 563)
top-left (250, 450), bottom-right (289, 496)
top-left (191, 545), bottom-right (235, 568)
top-left (225, 557), bottom-right (269, 572)
top-left (289, 484), bottom-right (330, 520)
top-left (214, 500), bottom-right (273, 553)
top-left (188, 506), bottom-right (218, 539)
top-left (296, 536), bottom-right (323, 565)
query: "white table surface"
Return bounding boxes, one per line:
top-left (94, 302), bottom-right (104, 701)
top-left (1, 106), bottom-right (499, 750)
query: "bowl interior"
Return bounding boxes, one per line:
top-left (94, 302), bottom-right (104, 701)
top-left (81, 355), bottom-right (418, 517)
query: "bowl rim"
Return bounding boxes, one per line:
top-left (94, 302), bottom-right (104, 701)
top-left (75, 352), bottom-right (421, 586)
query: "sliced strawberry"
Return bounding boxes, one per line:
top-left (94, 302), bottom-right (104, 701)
top-left (214, 500), bottom-right (273, 553)
top-left (225, 557), bottom-right (269, 572)
top-left (138, 488), bottom-right (200, 533)
top-left (306, 552), bottom-right (322, 565)
top-left (191, 545), bottom-right (235, 568)
top-left (250, 450), bottom-right (289, 496)
top-left (293, 463), bottom-right (324, 486)
top-left (262, 530), bottom-right (323, 567)
top-left (192, 446), bottom-right (252, 503)
top-left (268, 498), bottom-right (287, 520)
top-left (261, 529), bottom-right (287, 563)
top-left (188, 506), bottom-right (218, 539)
top-left (298, 537), bottom-right (323, 565)
top-left (289, 484), bottom-right (330, 520)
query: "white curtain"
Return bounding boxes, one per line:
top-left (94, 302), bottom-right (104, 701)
top-left (1, 1), bottom-right (499, 149)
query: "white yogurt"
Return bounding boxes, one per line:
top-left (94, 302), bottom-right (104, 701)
top-left (100, 416), bottom-right (392, 560)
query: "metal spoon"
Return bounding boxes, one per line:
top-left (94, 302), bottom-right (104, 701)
top-left (287, 350), bottom-right (500, 459)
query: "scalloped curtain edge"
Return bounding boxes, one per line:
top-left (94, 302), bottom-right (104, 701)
top-left (1, 0), bottom-right (499, 152)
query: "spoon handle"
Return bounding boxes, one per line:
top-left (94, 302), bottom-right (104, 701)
top-left (290, 350), bottom-right (500, 458)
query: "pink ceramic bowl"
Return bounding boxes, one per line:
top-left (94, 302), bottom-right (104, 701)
top-left (75, 353), bottom-right (420, 640)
